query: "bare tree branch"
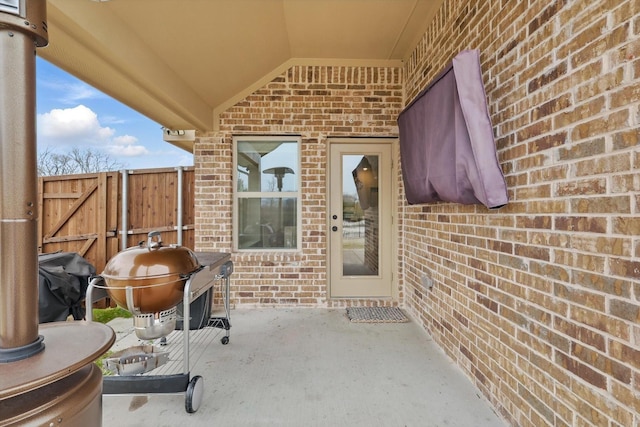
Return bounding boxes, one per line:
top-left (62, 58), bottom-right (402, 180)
top-left (37, 146), bottom-right (126, 176)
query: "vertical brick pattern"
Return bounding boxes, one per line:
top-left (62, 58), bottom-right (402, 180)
top-left (403, 1), bottom-right (640, 426)
top-left (195, 65), bottom-right (403, 307)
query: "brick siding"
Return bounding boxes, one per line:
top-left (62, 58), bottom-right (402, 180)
top-left (402, 1), bottom-right (640, 426)
top-left (195, 65), bottom-right (403, 307)
top-left (195, 0), bottom-right (640, 425)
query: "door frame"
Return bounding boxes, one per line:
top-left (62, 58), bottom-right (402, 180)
top-left (326, 137), bottom-right (398, 300)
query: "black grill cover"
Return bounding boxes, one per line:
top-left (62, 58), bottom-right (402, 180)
top-left (38, 252), bottom-right (96, 323)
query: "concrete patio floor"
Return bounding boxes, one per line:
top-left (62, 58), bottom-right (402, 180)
top-left (102, 308), bottom-right (507, 427)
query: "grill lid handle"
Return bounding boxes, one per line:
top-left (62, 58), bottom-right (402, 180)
top-left (147, 231), bottom-right (163, 250)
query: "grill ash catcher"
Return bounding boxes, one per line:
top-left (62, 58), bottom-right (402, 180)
top-left (86, 231), bottom-right (233, 414)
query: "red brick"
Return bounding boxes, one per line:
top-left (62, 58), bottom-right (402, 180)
top-left (569, 306), bottom-right (630, 341)
top-left (571, 111), bottom-right (630, 142)
top-left (554, 283), bottom-right (605, 311)
top-left (572, 343), bottom-right (632, 384)
top-left (609, 339), bottom-right (640, 370)
top-left (554, 216), bottom-right (607, 233)
top-left (557, 138), bottom-right (606, 161)
top-left (570, 196), bottom-right (631, 214)
top-left (609, 258), bottom-right (640, 280)
top-left (555, 351), bottom-right (607, 389)
top-left (554, 317), bottom-right (606, 352)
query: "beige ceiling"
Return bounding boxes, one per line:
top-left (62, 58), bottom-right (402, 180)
top-left (39, 0), bottom-right (444, 149)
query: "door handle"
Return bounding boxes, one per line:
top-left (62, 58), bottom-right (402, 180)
top-left (331, 226), bottom-right (338, 232)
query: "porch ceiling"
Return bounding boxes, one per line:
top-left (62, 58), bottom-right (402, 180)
top-left (39, 0), bottom-right (444, 149)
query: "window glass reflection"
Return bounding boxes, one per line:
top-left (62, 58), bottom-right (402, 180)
top-left (238, 198), bottom-right (297, 249)
top-left (235, 137), bottom-right (300, 251)
top-left (237, 141), bottom-right (298, 192)
top-left (342, 155), bottom-right (379, 276)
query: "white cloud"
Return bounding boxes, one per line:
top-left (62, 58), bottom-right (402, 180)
top-left (109, 135), bottom-right (149, 157)
top-left (101, 115), bottom-right (127, 125)
top-left (107, 144), bottom-right (149, 157)
top-left (113, 135), bottom-right (139, 145)
top-left (63, 84), bottom-right (101, 104)
top-left (38, 105), bottom-right (114, 142)
top-left (37, 105), bottom-right (150, 158)
top-left (40, 79), bottom-right (104, 104)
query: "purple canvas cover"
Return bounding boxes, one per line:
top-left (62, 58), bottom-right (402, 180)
top-left (398, 49), bottom-right (508, 209)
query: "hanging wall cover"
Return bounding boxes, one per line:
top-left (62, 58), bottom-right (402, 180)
top-left (398, 49), bottom-right (508, 209)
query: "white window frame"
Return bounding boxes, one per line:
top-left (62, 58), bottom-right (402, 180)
top-left (233, 135), bottom-right (301, 252)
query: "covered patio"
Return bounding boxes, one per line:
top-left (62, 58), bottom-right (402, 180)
top-left (102, 308), bottom-right (505, 426)
top-left (1, 1), bottom-right (638, 426)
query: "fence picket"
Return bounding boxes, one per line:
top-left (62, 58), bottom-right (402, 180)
top-left (38, 167), bottom-right (195, 273)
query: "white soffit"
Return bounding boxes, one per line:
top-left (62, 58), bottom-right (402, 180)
top-left (39, 0), bottom-right (444, 147)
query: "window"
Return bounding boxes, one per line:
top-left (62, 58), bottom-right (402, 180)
top-left (233, 136), bottom-right (300, 250)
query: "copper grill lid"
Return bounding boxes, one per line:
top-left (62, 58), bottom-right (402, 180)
top-left (101, 232), bottom-right (201, 313)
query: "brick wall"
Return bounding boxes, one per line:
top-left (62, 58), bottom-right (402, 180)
top-left (195, 65), bottom-right (403, 307)
top-left (194, 0), bottom-right (639, 424)
top-left (402, 0), bottom-right (640, 426)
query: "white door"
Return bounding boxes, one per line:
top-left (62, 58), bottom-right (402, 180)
top-left (328, 139), bottom-right (393, 298)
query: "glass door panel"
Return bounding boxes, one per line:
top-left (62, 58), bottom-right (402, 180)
top-left (342, 155), bottom-right (379, 276)
top-left (329, 141), bottom-right (392, 298)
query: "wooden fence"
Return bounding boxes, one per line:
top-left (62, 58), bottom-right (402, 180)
top-left (38, 167), bottom-right (195, 273)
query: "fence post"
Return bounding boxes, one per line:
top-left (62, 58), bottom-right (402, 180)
top-left (120, 170), bottom-right (128, 251)
top-left (176, 166), bottom-right (184, 246)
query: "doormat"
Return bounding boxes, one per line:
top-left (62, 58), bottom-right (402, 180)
top-left (346, 307), bottom-right (409, 323)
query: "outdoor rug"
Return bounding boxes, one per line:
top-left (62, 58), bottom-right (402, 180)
top-left (346, 306), bottom-right (409, 323)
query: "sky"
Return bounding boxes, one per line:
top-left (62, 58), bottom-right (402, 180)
top-left (36, 57), bottom-right (194, 171)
